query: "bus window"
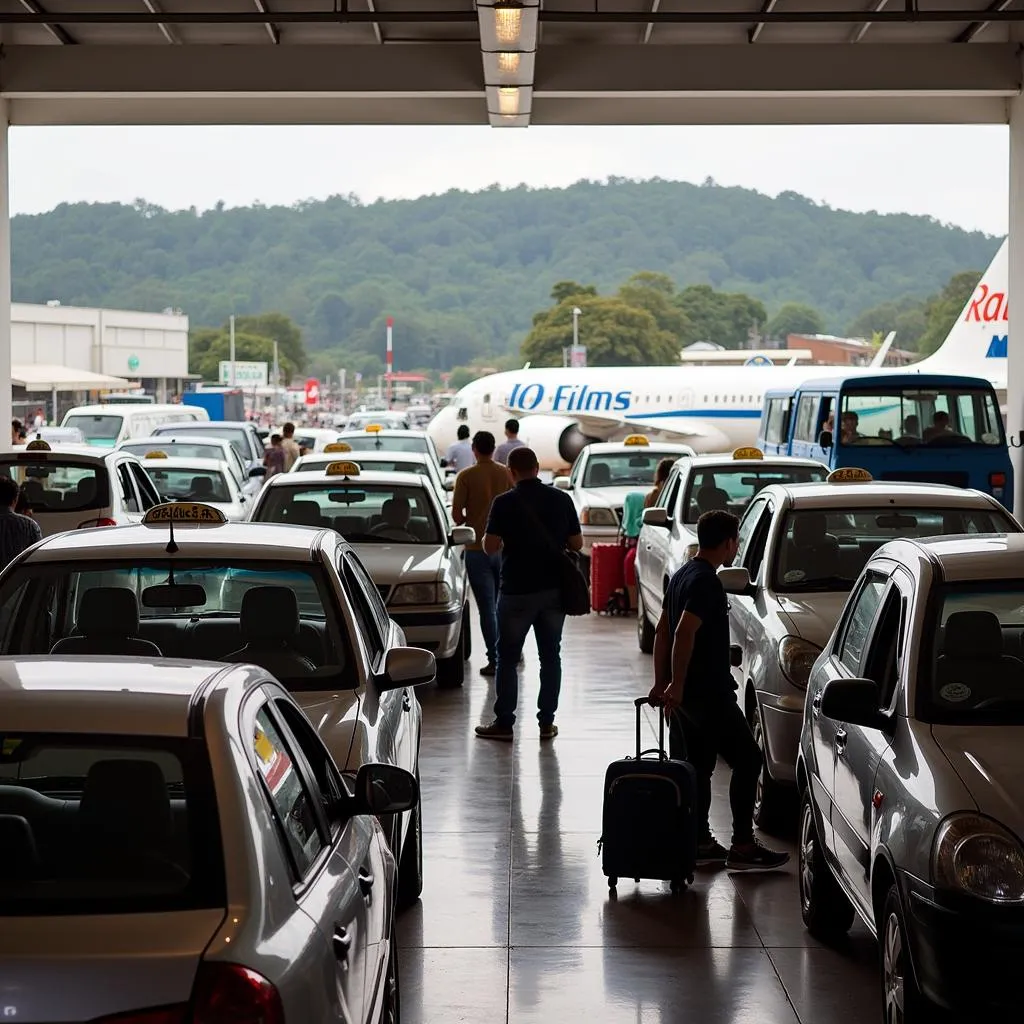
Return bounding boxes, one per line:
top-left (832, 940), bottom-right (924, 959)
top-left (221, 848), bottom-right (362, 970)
top-left (765, 398), bottom-right (791, 446)
top-left (793, 395), bottom-right (820, 442)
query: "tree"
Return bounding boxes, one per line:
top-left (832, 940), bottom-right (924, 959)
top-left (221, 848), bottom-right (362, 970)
top-left (846, 295), bottom-right (928, 351)
top-left (617, 272), bottom-right (691, 339)
top-left (189, 330), bottom-right (297, 383)
top-left (550, 280), bottom-right (598, 304)
top-left (676, 284), bottom-right (766, 349)
top-left (521, 295), bottom-right (679, 367)
top-left (766, 302), bottom-right (826, 339)
top-left (917, 270), bottom-right (983, 355)
top-left (232, 312), bottom-right (307, 373)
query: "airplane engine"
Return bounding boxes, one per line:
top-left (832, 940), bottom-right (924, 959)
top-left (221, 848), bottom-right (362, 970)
top-left (517, 415), bottom-right (602, 472)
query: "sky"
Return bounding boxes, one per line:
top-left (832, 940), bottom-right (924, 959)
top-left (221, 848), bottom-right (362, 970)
top-left (8, 123), bottom-right (1010, 236)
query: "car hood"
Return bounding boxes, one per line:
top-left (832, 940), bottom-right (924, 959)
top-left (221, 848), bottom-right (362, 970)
top-left (577, 485), bottom-right (641, 509)
top-left (932, 724), bottom-right (1024, 838)
top-left (292, 689), bottom-right (362, 771)
top-left (348, 543), bottom-right (446, 585)
top-left (776, 592), bottom-right (850, 649)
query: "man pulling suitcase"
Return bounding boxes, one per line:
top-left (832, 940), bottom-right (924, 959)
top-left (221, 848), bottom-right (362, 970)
top-left (649, 510), bottom-right (789, 872)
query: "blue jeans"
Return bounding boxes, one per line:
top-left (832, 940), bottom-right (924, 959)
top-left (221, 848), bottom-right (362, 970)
top-left (494, 588), bottom-right (566, 728)
top-left (465, 549), bottom-right (502, 663)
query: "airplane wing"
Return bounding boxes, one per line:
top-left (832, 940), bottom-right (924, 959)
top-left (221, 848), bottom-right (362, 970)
top-left (516, 407), bottom-right (731, 451)
top-left (869, 331), bottom-right (896, 368)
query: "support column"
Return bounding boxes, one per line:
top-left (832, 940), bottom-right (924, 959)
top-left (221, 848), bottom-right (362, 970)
top-left (0, 102), bottom-right (10, 445)
top-left (1009, 92), bottom-right (1024, 516)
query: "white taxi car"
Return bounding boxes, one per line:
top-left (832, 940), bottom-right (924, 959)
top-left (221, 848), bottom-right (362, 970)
top-left (0, 440), bottom-right (163, 536)
top-left (717, 468), bottom-right (1020, 829)
top-left (336, 426), bottom-right (444, 469)
top-left (119, 434), bottom-right (265, 500)
top-left (249, 461), bottom-right (473, 687)
top-left (0, 502), bottom-right (434, 908)
top-left (797, 533), bottom-right (1024, 1021)
top-left (0, 657), bottom-right (416, 1023)
top-left (635, 448), bottom-right (828, 652)
top-left (138, 453), bottom-right (250, 522)
top-left (553, 434), bottom-right (696, 555)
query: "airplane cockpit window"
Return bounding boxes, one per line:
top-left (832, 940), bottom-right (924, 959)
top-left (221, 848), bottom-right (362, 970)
top-left (457, 407), bottom-right (468, 421)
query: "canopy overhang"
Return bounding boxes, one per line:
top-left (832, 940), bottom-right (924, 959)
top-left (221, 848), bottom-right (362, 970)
top-left (11, 364), bottom-right (136, 392)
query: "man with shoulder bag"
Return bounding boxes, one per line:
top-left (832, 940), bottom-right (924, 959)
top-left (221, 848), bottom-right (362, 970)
top-left (476, 446), bottom-right (583, 741)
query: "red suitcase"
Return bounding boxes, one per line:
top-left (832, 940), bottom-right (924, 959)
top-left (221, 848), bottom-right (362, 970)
top-left (590, 542), bottom-right (625, 613)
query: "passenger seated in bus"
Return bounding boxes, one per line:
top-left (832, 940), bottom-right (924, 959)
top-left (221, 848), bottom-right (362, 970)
top-left (898, 415), bottom-right (921, 444)
top-left (840, 411), bottom-right (864, 445)
top-left (923, 411), bottom-right (956, 442)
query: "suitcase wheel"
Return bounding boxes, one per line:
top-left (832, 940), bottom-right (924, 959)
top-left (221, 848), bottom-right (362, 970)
top-left (607, 876), bottom-right (617, 889)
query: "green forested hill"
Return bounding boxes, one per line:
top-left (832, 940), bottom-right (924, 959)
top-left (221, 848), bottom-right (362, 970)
top-left (11, 178), bottom-right (999, 373)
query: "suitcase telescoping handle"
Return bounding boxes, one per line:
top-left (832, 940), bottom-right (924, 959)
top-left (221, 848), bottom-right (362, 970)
top-left (634, 696), bottom-right (667, 761)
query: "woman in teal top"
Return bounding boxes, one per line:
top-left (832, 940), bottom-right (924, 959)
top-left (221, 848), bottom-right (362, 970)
top-left (621, 490), bottom-right (645, 611)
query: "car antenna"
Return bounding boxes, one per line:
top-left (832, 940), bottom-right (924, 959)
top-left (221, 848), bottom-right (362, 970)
top-left (166, 517), bottom-right (179, 555)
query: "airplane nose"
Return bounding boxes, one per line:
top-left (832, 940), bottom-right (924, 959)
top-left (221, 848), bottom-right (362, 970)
top-left (428, 405), bottom-right (457, 448)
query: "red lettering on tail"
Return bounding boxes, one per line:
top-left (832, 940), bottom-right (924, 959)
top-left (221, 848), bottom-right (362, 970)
top-left (966, 284), bottom-right (1009, 322)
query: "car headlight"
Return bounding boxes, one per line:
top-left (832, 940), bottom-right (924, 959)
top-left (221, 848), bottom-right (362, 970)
top-left (777, 636), bottom-right (821, 689)
top-left (933, 813), bottom-right (1024, 903)
top-left (390, 582), bottom-right (453, 606)
top-left (581, 506), bottom-right (617, 527)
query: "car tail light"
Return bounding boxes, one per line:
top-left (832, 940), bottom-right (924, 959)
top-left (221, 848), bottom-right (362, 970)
top-left (991, 471), bottom-right (1007, 495)
top-left (93, 1007), bottom-right (187, 1024)
top-left (77, 517), bottom-right (118, 528)
top-left (191, 963), bottom-right (285, 1024)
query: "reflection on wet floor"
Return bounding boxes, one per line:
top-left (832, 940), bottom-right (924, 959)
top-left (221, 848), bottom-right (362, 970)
top-left (400, 613), bottom-right (878, 1023)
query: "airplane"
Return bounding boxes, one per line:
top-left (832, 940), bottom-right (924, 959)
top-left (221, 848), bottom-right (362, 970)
top-left (428, 239), bottom-right (1009, 471)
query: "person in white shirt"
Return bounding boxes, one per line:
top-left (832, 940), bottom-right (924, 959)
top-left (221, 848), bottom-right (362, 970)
top-left (494, 419), bottom-right (526, 465)
top-left (445, 424), bottom-right (474, 473)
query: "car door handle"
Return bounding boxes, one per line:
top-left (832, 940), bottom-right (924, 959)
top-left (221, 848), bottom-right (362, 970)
top-left (811, 692), bottom-right (823, 717)
top-left (835, 728), bottom-right (848, 755)
top-left (402, 693), bottom-right (411, 712)
top-left (358, 869), bottom-right (375, 898)
top-left (332, 926), bottom-right (352, 961)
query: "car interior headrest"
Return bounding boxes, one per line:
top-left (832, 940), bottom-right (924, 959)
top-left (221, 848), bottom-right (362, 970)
top-left (942, 610), bottom-right (1004, 659)
top-left (80, 759), bottom-right (172, 842)
top-left (240, 586), bottom-right (301, 643)
top-left (78, 587), bottom-right (141, 635)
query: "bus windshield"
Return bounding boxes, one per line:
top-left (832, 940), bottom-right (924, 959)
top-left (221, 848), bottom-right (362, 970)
top-left (839, 386), bottom-right (1004, 448)
top-left (62, 414), bottom-right (123, 446)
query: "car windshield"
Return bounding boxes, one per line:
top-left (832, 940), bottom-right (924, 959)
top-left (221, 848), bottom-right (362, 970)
top-left (683, 465), bottom-right (827, 523)
top-left (345, 416), bottom-right (407, 430)
top-left (124, 442), bottom-right (228, 462)
top-left (0, 734), bottom-right (224, 915)
top-left (340, 435), bottom-right (432, 455)
top-left (839, 387), bottom-right (1004, 447)
top-left (63, 414), bottom-right (123, 446)
top-left (774, 507), bottom-right (1017, 592)
top-left (925, 585), bottom-right (1024, 722)
top-left (0, 457), bottom-right (108, 513)
top-left (143, 467), bottom-right (233, 503)
top-left (156, 426), bottom-right (248, 459)
top-left (582, 451), bottom-right (682, 488)
top-left (256, 482), bottom-right (442, 544)
top-left (0, 561), bottom-right (356, 689)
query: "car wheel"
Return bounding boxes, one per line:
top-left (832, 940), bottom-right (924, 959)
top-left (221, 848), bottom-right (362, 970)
top-left (798, 788), bottom-right (855, 940)
top-left (751, 706), bottom-right (785, 833)
top-left (461, 605), bottom-right (472, 661)
top-left (379, 921), bottom-right (401, 1024)
top-left (881, 883), bottom-right (936, 1024)
top-left (436, 620), bottom-right (466, 689)
top-left (637, 588), bottom-right (655, 654)
top-left (397, 786), bottom-right (423, 910)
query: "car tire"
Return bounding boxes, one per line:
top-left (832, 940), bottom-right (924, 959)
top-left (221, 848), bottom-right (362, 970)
top-left (397, 787), bottom-right (423, 910)
top-left (751, 706), bottom-right (785, 834)
top-left (379, 920), bottom-right (401, 1024)
top-left (637, 588), bottom-right (655, 654)
top-left (798, 788), bottom-right (855, 940)
top-left (881, 883), bottom-right (936, 1024)
top-left (461, 605), bottom-right (472, 661)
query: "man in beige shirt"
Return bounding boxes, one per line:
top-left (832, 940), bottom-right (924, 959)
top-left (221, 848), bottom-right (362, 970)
top-left (452, 430), bottom-right (512, 676)
top-left (280, 422), bottom-right (301, 472)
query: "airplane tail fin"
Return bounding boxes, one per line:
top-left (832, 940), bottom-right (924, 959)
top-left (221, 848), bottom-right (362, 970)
top-left (917, 239), bottom-right (1008, 379)
top-left (870, 331), bottom-right (896, 368)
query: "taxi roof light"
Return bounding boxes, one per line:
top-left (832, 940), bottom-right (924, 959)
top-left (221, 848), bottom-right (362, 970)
top-left (142, 502), bottom-right (229, 525)
top-left (623, 434), bottom-right (649, 446)
top-left (732, 447), bottom-right (763, 461)
top-left (144, 450), bottom-right (169, 459)
top-left (365, 424), bottom-right (382, 433)
top-left (24, 439), bottom-right (51, 452)
top-left (827, 467), bottom-right (873, 484)
top-left (323, 442), bottom-right (352, 453)
top-left (326, 461), bottom-right (361, 477)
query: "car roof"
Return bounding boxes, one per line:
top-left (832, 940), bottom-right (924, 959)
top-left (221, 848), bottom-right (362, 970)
top-left (306, 450), bottom-right (431, 463)
top-left (270, 468), bottom-right (428, 488)
top-left (0, 657), bottom-right (234, 737)
top-left (680, 454), bottom-right (826, 472)
top-left (336, 429), bottom-right (427, 439)
top-left (15, 521), bottom-right (331, 563)
top-left (0, 446), bottom-right (131, 464)
top-left (758, 480), bottom-right (1007, 510)
top-left (123, 435), bottom-right (234, 448)
top-left (584, 441), bottom-right (695, 455)
top-left (873, 534), bottom-right (1024, 583)
top-left (154, 421), bottom-right (252, 430)
top-left (139, 456), bottom-right (232, 471)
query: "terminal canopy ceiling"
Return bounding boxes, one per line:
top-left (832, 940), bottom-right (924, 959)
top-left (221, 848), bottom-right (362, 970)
top-left (0, 2), bottom-right (1022, 126)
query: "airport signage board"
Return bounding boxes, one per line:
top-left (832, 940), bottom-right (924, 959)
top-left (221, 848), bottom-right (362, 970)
top-left (219, 361), bottom-right (268, 387)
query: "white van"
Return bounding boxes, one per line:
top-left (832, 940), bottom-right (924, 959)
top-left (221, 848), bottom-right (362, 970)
top-left (61, 404), bottom-right (209, 449)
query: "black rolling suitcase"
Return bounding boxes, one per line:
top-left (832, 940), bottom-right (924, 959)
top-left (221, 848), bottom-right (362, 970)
top-left (598, 696), bottom-right (698, 893)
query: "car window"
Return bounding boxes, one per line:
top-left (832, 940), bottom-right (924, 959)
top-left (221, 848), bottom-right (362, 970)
top-left (156, 425), bottom-right (249, 460)
top-left (582, 452), bottom-right (669, 488)
top-left (746, 503), bottom-right (774, 581)
top-left (0, 457), bottom-right (110, 514)
top-left (658, 471), bottom-right (681, 513)
top-left (143, 466), bottom-right (233, 503)
top-left (682, 465), bottom-right (827, 523)
top-left (734, 497), bottom-right (768, 567)
top-left (0, 732), bottom-right (224, 915)
top-left (116, 463), bottom-right (141, 513)
top-left (838, 574), bottom-right (888, 673)
top-left (862, 589), bottom-right (903, 711)
top-left (340, 553), bottom-right (387, 664)
top-left (252, 707), bottom-right (325, 878)
top-left (63, 414), bottom-right (124, 447)
top-left (129, 463), bottom-right (162, 510)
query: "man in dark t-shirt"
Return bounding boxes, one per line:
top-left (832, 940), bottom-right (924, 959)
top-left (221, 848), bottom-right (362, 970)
top-left (650, 510), bottom-right (789, 872)
top-left (476, 446), bottom-right (582, 741)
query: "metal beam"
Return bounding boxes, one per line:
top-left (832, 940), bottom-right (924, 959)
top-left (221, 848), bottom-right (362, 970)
top-left (851, 0), bottom-right (890, 43)
top-left (642, 0), bottom-right (662, 44)
top-left (16, 0), bottom-right (74, 45)
top-left (253, 0), bottom-right (281, 44)
top-left (365, 0), bottom-right (384, 44)
top-left (955, 0), bottom-right (1015, 43)
top-left (140, 0), bottom-right (180, 45)
top-left (749, 0), bottom-right (779, 44)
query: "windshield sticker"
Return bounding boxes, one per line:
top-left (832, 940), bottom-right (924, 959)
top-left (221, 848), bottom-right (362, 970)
top-left (784, 570), bottom-right (806, 584)
top-left (939, 682), bottom-right (972, 703)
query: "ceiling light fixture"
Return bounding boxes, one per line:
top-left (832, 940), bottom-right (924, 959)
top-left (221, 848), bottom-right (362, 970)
top-left (493, 2), bottom-right (524, 46)
top-left (497, 86), bottom-right (520, 116)
top-left (496, 51), bottom-right (521, 74)
top-left (477, 0), bottom-right (539, 127)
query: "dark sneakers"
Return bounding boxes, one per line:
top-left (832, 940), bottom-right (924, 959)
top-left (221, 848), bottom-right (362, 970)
top-left (475, 721), bottom-right (513, 741)
top-left (479, 663), bottom-right (496, 677)
top-left (726, 839), bottom-right (791, 871)
top-left (696, 837), bottom-right (729, 866)
top-left (539, 723), bottom-right (558, 740)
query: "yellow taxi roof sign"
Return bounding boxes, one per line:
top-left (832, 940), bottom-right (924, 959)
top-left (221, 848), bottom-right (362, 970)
top-left (732, 447), bottom-right (764, 461)
top-left (25, 439), bottom-right (51, 452)
top-left (144, 450), bottom-right (169, 459)
top-left (623, 434), bottom-right (649, 446)
top-left (827, 467), bottom-right (873, 484)
top-left (323, 442), bottom-right (352, 453)
top-left (365, 424), bottom-right (382, 433)
top-left (326, 461), bottom-right (361, 477)
top-left (142, 502), bottom-right (228, 526)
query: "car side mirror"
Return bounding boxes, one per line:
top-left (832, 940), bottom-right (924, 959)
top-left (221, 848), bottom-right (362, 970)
top-left (553, 477), bottom-right (572, 490)
top-left (377, 646), bottom-right (436, 690)
top-left (444, 478), bottom-right (455, 492)
top-left (718, 566), bottom-right (756, 597)
top-left (820, 677), bottom-right (888, 730)
top-left (818, 430), bottom-right (833, 450)
top-left (642, 507), bottom-right (669, 528)
top-left (350, 763), bottom-right (420, 816)
top-left (249, 465), bottom-right (267, 477)
top-left (439, 458), bottom-right (448, 468)
top-left (730, 644), bottom-right (743, 668)
top-left (450, 525), bottom-right (475, 546)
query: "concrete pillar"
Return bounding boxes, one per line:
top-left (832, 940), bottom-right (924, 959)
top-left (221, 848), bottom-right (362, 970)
top-left (1010, 93), bottom-right (1024, 516)
top-left (0, 103), bottom-right (11, 445)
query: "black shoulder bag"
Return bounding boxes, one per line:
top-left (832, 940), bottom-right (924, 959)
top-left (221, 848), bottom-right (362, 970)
top-left (515, 491), bottom-right (591, 616)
